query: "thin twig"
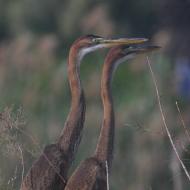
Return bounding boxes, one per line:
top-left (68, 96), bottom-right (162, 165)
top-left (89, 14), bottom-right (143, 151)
top-left (105, 161), bottom-right (109, 190)
top-left (176, 101), bottom-right (190, 142)
top-left (18, 145), bottom-right (25, 184)
top-left (146, 56), bottom-right (190, 182)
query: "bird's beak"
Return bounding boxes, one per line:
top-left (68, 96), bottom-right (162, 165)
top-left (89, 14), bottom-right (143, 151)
top-left (97, 37), bottom-right (148, 47)
top-left (128, 45), bottom-right (161, 54)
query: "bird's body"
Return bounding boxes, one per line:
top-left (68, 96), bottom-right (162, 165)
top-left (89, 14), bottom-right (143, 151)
top-left (21, 35), bottom-right (147, 190)
top-left (65, 45), bottom-right (159, 190)
top-left (66, 158), bottom-right (107, 190)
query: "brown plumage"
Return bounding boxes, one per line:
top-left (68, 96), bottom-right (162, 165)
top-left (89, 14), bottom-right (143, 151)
top-left (64, 44), bottom-right (159, 190)
top-left (20, 35), bottom-right (146, 190)
top-left (20, 35), bottom-right (98, 190)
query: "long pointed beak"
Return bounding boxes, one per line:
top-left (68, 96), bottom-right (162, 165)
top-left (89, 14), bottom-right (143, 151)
top-left (129, 45), bottom-right (161, 54)
top-left (98, 37), bottom-right (148, 47)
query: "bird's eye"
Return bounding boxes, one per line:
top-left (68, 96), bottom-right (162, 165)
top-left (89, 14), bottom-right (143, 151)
top-left (92, 38), bottom-right (100, 44)
top-left (128, 46), bottom-right (134, 50)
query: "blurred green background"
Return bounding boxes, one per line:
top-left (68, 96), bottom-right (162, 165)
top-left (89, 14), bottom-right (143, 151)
top-left (0, 0), bottom-right (190, 189)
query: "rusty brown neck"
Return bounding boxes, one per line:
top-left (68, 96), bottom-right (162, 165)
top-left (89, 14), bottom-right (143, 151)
top-left (95, 55), bottom-right (116, 169)
top-left (58, 45), bottom-right (85, 164)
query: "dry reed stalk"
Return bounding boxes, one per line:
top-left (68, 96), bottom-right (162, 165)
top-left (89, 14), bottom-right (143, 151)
top-left (146, 56), bottom-right (190, 182)
top-left (105, 161), bottom-right (109, 190)
top-left (18, 145), bottom-right (25, 184)
top-left (176, 101), bottom-right (190, 142)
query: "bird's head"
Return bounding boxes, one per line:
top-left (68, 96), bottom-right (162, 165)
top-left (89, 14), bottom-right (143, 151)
top-left (72, 34), bottom-right (148, 60)
top-left (106, 44), bottom-right (160, 67)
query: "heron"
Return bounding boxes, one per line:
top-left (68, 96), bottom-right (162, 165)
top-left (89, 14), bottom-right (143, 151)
top-left (20, 35), bottom-right (147, 190)
top-left (64, 44), bottom-right (159, 190)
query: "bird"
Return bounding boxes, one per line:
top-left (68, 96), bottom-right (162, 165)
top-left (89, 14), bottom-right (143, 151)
top-left (64, 44), bottom-right (159, 190)
top-left (20, 35), bottom-right (147, 190)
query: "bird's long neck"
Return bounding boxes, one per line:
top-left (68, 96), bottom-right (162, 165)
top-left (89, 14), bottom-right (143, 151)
top-left (95, 56), bottom-right (115, 169)
top-left (58, 45), bottom-right (85, 164)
